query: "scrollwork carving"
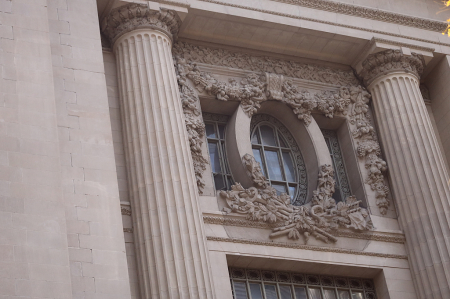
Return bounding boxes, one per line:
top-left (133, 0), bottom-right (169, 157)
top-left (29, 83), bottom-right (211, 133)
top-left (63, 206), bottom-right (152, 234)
top-left (221, 156), bottom-right (373, 244)
top-left (359, 49), bottom-right (425, 86)
top-left (173, 42), bottom-right (359, 86)
top-left (101, 3), bottom-right (181, 45)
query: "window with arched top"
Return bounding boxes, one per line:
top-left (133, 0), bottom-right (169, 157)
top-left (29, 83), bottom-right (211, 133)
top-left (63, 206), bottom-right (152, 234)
top-left (250, 114), bottom-right (307, 205)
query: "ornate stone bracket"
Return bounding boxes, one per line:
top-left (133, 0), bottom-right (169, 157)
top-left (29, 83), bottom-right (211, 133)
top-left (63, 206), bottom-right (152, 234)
top-left (174, 42), bottom-right (391, 214)
top-left (221, 155), bottom-right (373, 244)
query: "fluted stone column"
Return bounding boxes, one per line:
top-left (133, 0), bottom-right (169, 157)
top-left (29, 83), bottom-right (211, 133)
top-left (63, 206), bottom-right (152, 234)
top-left (360, 50), bottom-right (450, 299)
top-left (102, 4), bottom-right (215, 299)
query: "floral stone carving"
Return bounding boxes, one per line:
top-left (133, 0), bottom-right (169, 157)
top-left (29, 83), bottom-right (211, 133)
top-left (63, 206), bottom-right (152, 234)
top-left (221, 155), bottom-right (373, 244)
top-left (174, 41), bottom-right (391, 215)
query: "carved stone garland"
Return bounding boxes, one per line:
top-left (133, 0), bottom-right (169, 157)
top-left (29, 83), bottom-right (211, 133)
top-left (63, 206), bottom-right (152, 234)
top-left (221, 155), bottom-right (373, 244)
top-left (174, 43), bottom-right (390, 214)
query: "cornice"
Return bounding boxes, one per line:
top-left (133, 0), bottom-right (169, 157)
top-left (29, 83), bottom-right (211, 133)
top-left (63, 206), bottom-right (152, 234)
top-left (203, 216), bottom-right (406, 244)
top-left (271, 0), bottom-right (447, 33)
top-left (206, 236), bottom-right (408, 259)
top-left (101, 3), bottom-right (182, 46)
top-left (198, 0), bottom-right (450, 47)
top-left (359, 49), bottom-right (425, 86)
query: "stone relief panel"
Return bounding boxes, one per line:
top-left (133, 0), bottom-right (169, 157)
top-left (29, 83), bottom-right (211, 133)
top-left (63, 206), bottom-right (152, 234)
top-left (173, 42), bottom-right (391, 216)
top-left (220, 156), bottom-right (373, 244)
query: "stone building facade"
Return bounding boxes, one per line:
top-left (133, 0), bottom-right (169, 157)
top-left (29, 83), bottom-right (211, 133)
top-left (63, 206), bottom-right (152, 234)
top-left (1, 0), bottom-right (450, 298)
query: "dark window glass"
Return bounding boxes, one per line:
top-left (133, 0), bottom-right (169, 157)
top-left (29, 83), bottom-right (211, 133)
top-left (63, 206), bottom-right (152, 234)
top-left (322, 130), bottom-right (352, 202)
top-left (204, 113), bottom-right (234, 191)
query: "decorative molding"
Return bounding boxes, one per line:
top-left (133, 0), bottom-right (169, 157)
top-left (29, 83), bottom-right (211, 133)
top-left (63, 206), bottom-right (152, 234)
top-left (101, 3), bottom-right (182, 45)
top-left (123, 228), bottom-right (133, 233)
top-left (221, 159), bottom-right (373, 244)
top-left (197, 0), bottom-right (450, 47)
top-left (173, 42), bottom-right (359, 87)
top-left (121, 207), bottom-right (132, 216)
top-left (271, 0), bottom-right (447, 32)
top-left (359, 49), bottom-right (425, 86)
top-left (154, 0), bottom-right (190, 8)
top-left (203, 216), bottom-right (406, 243)
top-left (175, 42), bottom-right (390, 215)
top-left (175, 59), bottom-right (209, 193)
top-left (207, 236), bottom-right (408, 259)
top-left (371, 38), bottom-right (435, 53)
top-left (348, 86), bottom-right (390, 214)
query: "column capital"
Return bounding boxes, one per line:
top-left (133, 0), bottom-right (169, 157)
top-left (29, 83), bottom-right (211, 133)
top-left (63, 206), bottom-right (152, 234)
top-left (101, 3), bottom-right (182, 46)
top-left (359, 49), bottom-right (425, 86)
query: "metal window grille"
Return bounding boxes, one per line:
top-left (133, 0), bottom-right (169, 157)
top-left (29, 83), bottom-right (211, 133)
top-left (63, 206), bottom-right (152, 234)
top-left (321, 130), bottom-right (352, 202)
top-left (250, 114), bottom-right (307, 205)
top-left (229, 268), bottom-right (376, 299)
top-left (203, 113), bottom-right (234, 191)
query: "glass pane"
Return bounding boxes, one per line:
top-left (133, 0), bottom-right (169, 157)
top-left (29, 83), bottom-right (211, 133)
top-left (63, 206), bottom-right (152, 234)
top-left (282, 152), bottom-right (296, 182)
top-left (308, 288), bottom-right (322, 299)
top-left (206, 123), bottom-right (216, 138)
top-left (280, 285), bottom-right (292, 299)
top-left (252, 149), bottom-right (267, 177)
top-left (323, 289), bottom-right (337, 299)
top-left (233, 282), bottom-right (248, 299)
top-left (208, 142), bottom-right (222, 173)
top-left (337, 290), bottom-right (351, 299)
top-left (264, 284), bottom-right (278, 299)
top-left (218, 124), bottom-right (226, 139)
top-left (278, 133), bottom-right (287, 148)
top-left (251, 130), bottom-right (260, 144)
top-left (351, 292), bottom-right (364, 299)
top-left (265, 150), bottom-right (284, 181)
top-left (294, 287), bottom-right (307, 299)
top-left (288, 186), bottom-right (296, 201)
top-left (272, 183), bottom-right (287, 195)
top-left (214, 174), bottom-right (225, 191)
top-left (249, 283), bottom-right (263, 299)
top-left (260, 125), bottom-right (277, 146)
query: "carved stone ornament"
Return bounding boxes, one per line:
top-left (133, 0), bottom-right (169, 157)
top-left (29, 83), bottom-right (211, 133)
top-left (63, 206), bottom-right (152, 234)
top-left (221, 155), bottom-right (373, 244)
top-left (173, 42), bottom-right (359, 87)
top-left (174, 42), bottom-right (391, 214)
top-left (359, 49), bottom-right (425, 86)
top-left (101, 3), bottom-right (181, 45)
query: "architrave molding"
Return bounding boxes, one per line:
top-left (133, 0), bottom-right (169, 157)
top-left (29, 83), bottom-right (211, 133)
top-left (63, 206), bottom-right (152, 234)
top-left (271, 0), bottom-right (447, 32)
top-left (202, 216), bottom-right (406, 244)
top-left (206, 236), bottom-right (408, 260)
top-left (198, 0), bottom-right (450, 47)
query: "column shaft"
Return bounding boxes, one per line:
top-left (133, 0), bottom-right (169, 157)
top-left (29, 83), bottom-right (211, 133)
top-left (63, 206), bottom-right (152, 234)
top-left (115, 29), bottom-right (214, 299)
top-left (369, 73), bottom-right (450, 299)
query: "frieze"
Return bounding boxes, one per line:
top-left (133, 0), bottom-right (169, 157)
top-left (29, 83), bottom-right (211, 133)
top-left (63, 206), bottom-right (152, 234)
top-left (207, 236), bottom-right (408, 259)
top-left (121, 207), bottom-right (132, 216)
top-left (173, 42), bottom-right (359, 87)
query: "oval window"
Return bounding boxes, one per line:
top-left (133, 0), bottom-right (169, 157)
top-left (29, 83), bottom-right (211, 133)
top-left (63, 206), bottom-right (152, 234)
top-left (250, 114), bottom-right (307, 205)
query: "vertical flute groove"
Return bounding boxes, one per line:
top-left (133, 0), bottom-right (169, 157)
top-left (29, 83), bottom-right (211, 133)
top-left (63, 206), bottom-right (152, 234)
top-left (114, 29), bottom-right (214, 299)
top-left (368, 72), bottom-right (450, 299)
